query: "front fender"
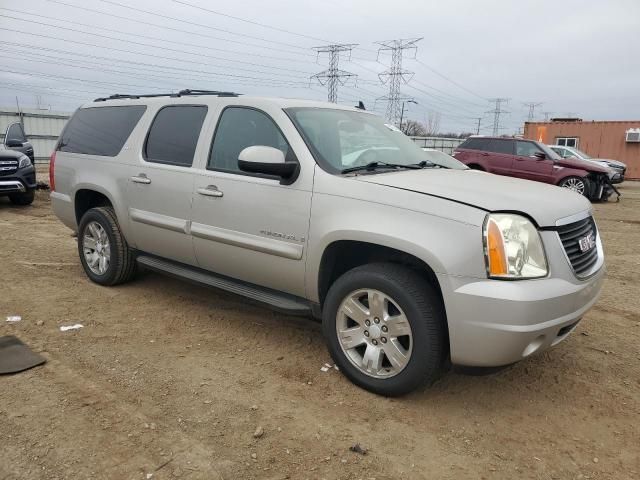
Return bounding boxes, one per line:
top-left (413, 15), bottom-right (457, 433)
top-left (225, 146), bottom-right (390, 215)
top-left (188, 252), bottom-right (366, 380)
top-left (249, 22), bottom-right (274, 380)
top-left (305, 193), bottom-right (487, 303)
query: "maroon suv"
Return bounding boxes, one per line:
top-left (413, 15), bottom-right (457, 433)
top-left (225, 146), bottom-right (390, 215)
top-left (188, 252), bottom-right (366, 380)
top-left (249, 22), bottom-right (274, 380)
top-left (453, 136), bottom-right (613, 201)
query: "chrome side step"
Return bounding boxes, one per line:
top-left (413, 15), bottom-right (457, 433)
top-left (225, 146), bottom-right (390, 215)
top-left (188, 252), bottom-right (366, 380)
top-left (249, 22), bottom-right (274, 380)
top-left (136, 255), bottom-right (312, 316)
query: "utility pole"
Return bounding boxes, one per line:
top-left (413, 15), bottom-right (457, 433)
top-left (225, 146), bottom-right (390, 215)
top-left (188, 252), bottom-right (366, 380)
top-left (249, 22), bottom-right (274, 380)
top-left (487, 98), bottom-right (509, 136)
top-left (398, 99), bottom-right (417, 133)
top-left (375, 38), bottom-right (422, 126)
top-left (311, 44), bottom-right (358, 103)
top-left (523, 102), bottom-right (542, 122)
top-left (472, 117), bottom-right (482, 135)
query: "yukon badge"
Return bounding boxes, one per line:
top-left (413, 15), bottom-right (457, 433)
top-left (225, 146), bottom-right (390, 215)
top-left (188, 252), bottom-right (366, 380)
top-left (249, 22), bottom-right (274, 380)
top-left (260, 229), bottom-right (305, 243)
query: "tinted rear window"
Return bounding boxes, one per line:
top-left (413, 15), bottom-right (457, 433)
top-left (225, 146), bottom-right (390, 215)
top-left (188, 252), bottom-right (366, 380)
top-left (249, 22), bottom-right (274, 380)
top-left (460, 137), bottom-right (490, 151)
top-left (488, 139), bottom-right (514, 154)
top-left (144, 105), bottom-right (208, 167)
top-left (58, 106), bottom-right (146, 156)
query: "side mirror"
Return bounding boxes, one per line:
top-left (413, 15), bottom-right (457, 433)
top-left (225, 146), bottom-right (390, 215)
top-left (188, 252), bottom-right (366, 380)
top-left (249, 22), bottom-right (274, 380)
top-left (5, 139), bottom-right (23, 148)
top-left (238, 146), bottom-right (299, 184)
top-left (533, 151), bottom-right (546, 160)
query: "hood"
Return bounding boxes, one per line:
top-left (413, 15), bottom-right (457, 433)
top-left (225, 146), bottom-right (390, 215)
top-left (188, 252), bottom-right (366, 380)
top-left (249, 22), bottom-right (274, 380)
top-left (0, 148), bottom-right (23, 160)
top-left (593, 158), bottom-right (626, 168)
top-left (355, 169), bottom-right (591, 227)
top-left (556, 156), bottom-right (609, 173)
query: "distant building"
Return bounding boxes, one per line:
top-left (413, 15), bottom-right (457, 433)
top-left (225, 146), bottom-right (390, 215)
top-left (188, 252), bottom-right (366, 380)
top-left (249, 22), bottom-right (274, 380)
top-left (524, 119), bottom-right (640, 179)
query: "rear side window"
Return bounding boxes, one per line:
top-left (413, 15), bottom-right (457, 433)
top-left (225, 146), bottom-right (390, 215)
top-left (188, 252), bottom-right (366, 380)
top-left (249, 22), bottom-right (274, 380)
top-left (6, 123), bottom-right (27, 142)
top-left (58, 106), bottom-right (146, 156)
top-left (460, 137), bottom-right (490, 151)
top-left (488, 139), bottom-right (514, 154)
top-left (144, 105), bottom-right (208, 167)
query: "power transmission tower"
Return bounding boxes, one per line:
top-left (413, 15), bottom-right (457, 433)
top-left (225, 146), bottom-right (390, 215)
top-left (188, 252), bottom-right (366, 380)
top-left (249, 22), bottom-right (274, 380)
top-left (311, 44), bottom-right (358, 103)
top-left (487, 98), bottom-right (509, 135)
top-left (375, 38), bottom-right (422, 125)
top-left (523, 102), bottom-right (542, 121)
top-left (543, 111), bottom-right (553, 121)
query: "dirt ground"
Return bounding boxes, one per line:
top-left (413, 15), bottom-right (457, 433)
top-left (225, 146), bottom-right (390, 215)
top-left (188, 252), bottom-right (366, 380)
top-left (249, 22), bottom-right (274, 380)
top-left (1, 168), bottom-right (639, 480)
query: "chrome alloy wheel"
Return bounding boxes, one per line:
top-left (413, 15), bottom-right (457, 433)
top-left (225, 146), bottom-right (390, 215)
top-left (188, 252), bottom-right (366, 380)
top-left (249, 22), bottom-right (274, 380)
top-left (562, 177), bottom-right (586, 195)
top-left (336, 289), bottom-right (413, 378)
top-left (82, 221), bottom-right (111, 275)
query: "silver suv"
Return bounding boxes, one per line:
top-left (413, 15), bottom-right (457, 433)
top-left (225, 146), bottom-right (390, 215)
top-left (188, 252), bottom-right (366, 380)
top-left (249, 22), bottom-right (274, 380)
top-left (51, 90), bottom-right (605, 396)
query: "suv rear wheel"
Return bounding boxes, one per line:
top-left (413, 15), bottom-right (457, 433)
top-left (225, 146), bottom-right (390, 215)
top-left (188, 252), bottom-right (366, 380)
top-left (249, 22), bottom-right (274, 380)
top-left (77, 206), bottom-right (136, 286)
top-left (9, 190), bottom-right (35, 206)
top-left (322, 263), bottom-right (446, 396)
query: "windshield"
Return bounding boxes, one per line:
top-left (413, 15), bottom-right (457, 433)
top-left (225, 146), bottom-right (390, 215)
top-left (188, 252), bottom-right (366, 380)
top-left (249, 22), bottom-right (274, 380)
top-left (569, 147), bottom-right (591, 159)
top-left (537, 142), bottom-right (562, 160)
top-left (421, 149), bottom-right (468, 169)
top-left (285, 107), bottom-right (468, 173)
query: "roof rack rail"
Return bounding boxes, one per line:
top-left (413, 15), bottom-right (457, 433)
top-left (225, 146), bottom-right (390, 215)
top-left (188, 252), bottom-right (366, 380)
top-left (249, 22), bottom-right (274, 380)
top-left (93, 89), bottom-right (241, 102)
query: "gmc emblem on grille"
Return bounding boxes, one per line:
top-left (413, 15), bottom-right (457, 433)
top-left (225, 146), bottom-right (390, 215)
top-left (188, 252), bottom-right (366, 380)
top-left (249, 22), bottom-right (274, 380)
top-left (578, 232), bottom-right (596, 253)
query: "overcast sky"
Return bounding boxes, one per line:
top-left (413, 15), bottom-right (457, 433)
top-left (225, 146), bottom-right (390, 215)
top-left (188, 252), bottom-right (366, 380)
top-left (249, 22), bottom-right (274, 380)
top-left (0, 0), bottom-right (638, 133)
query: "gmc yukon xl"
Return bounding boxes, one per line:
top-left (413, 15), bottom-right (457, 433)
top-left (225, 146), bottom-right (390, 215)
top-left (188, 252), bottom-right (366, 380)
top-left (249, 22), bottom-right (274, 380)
top-left (50, 90), bottom-right (605, 396)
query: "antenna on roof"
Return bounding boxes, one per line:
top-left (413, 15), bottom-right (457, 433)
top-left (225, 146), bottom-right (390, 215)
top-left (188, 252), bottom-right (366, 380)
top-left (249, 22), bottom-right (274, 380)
top-left (355, 101), bottom-right (366, 110)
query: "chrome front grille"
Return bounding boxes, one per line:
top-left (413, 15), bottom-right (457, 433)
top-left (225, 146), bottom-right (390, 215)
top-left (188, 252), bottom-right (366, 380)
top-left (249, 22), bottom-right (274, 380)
top-left (0, 159), bottom-right (18, 176)
top-left (557, 216), bottom-right (599, 277)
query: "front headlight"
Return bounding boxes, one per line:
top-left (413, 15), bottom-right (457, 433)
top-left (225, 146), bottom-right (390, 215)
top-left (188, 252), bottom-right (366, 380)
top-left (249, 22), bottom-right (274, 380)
top-left (18, 155), bottom-right (32, 169)
top-left (483, 213), bottom-right (548, 279)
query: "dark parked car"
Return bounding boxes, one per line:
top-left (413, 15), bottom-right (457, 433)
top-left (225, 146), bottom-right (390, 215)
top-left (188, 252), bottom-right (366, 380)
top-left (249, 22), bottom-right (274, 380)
top-left (4, 122), bottom-right (34, 163)
top-left (453, 136), bottom-right (614, 201)
top-left (1, 122), bottom-right (36, 205)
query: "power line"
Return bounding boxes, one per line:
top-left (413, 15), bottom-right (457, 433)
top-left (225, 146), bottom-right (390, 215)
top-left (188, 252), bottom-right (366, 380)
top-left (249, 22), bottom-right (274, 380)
top-left (487, 98), bottom-right (510, 135)
top-left (1, 7), bottom-right (317, 66)
top-left (170, 0), bottom-right (335, 44)
top-left (95, 0), bottom-right (313, 51)
top-left (413, 58), bottom-right (487, 101)
top-left (0, 41), bottom-right (310, 87)
top-left (376, 38), bottom-right (422, 125)
top-left (0, 50), bottom-right (310, 90)
top-left (0, 14), bottom-right (315, 77)
top-left (45, 0), bottom-right (315, 58)
top-left (311, 44), bottom-right (358, 103)
top-left (523, 102), bottom-right (543, 121)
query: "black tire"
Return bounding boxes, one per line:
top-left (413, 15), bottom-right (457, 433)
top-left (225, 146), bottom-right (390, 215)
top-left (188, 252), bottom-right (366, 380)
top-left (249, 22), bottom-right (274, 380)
top-left (9, 189), bottom-right (35, 206)
top-left (558, 176), bottom-right (589, 197)
top-left (77, 206), bottom-right (137, 286)
top-left (322, 263), bottom-right (446, 396)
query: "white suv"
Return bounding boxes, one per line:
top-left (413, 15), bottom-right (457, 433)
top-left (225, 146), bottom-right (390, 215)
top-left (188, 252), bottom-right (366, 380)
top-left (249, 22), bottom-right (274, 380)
top-left (50, 90), bottom-right (605, 396)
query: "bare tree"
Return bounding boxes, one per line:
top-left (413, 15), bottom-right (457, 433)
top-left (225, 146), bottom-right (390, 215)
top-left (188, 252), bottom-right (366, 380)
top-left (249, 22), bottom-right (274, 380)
top-left (424, 111), bottom-right (441, 136)
top-left (402, 119), bottom-right (427, 136)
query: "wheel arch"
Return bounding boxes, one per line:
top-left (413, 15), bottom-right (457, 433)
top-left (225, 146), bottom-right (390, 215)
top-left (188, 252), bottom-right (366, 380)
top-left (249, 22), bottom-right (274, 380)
top-left (317, 239), bottom-right (446, 311)
top-left (74, 187), bottom-right (114, 225)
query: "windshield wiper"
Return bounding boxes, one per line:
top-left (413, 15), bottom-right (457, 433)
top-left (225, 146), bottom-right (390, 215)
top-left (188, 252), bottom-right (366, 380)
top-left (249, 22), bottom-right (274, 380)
top-left (341, 161), bottom-right (424, 174)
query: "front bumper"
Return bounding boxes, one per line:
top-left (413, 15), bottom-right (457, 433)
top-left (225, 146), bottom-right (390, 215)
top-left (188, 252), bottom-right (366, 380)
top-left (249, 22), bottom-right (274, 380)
top-left (438, 229), bottom-right (605, 367)
top-left (0, 165), bottom-right (36, 195)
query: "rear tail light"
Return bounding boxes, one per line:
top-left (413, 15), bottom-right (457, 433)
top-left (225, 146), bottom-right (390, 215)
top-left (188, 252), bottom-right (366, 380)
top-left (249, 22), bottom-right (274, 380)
top-left (49, 150), bottom-right (56, 191)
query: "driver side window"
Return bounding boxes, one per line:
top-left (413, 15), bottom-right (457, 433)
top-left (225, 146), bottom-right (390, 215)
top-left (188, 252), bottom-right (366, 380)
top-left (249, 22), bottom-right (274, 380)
top-left (516, 141), bottom-right (543, 157)
top-left (208, 107), bottom-right (292, 174)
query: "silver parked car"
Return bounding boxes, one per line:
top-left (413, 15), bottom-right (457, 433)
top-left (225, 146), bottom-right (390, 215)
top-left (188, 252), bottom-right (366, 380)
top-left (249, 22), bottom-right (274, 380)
top-left (50, 90), bottom-right (605, 396)
top-left (549, 145), bottom-right (626, 183)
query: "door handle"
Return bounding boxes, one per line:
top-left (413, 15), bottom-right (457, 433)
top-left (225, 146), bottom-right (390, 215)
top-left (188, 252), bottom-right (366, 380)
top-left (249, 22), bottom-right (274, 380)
top-left (197, 185), bottom-right (223, 197)
top-left (131, 174), bottom-right (151, 184)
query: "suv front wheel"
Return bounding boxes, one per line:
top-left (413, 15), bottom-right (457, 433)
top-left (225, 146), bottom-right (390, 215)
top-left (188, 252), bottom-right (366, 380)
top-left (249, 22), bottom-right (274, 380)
top-left (322, 263), bottom-right (446, 396)
top-left (558, 176), bottom-right (589, 197)
top-left (9, 190), bottom-right (35, 206)
top-left (77, 206), bottom-right (137, 286)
